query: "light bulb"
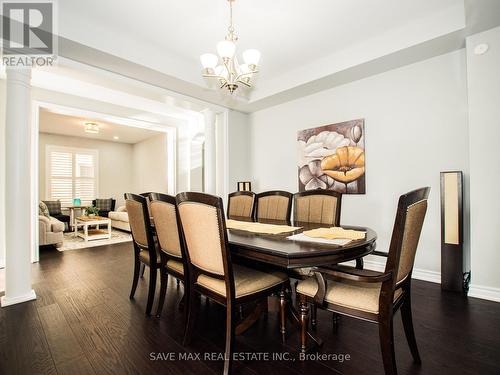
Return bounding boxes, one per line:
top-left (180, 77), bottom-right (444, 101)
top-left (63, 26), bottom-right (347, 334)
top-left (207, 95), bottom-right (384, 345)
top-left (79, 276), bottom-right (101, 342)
top-left (217, 40), bottom-right (236, 59)
top-left (200, 53), bottom-right (218, 69)
top-left (242, 49), bottom-right (261, 66)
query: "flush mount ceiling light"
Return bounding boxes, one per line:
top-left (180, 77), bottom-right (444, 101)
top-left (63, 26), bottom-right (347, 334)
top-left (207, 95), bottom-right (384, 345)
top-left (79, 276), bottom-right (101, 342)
top-left (84, 122), bottom-right (99, 134)
top-left (200, 0), bottom-right (261, 94)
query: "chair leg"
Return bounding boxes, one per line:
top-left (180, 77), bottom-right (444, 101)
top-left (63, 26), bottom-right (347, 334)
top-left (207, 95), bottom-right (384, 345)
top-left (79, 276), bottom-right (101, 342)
top-left (183, 288), bottom-right (199, 346)
top-left (332, 312), bottom-right (340, 332)
top-left (401, 296), bottom-right (421, 364)
top-left (145, 266), bottom-right (157, 316)
top-left (223, 303), bottom-right (235, 375)
top-left (310, 304), bottom-right (317, 329)
top-left (299, 294), bottom-right (309, 353)
top-left (140, 263), bottom-right (146, 278)
top-left (279, 288), bottom-right (287, 342)
top-left (355, 258), bottom-right (364, 269)
top-left (129, 257), bottom-right (141, 299)
top-left (156, 271), bottom-right (168, 318)
top-left (378, 318), bottom-right (397, 375)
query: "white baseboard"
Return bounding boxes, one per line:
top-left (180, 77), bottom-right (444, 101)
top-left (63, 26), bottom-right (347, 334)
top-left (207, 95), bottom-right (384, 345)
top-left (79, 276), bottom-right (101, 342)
top-left (468, 284), bottom-right (500, 303)
top-left (1, 289), bottom-right (37, 307)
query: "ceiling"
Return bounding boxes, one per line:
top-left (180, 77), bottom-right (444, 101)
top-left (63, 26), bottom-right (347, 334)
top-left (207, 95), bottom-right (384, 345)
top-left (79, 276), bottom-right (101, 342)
top-left (39, 109), bottom-right (161, 144)
top-left (53, 0), bottom-right (500, 111)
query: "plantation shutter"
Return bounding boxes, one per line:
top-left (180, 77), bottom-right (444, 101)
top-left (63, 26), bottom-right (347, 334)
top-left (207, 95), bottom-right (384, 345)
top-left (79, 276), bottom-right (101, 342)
top-left (47, 146), bottom-right (98, 205)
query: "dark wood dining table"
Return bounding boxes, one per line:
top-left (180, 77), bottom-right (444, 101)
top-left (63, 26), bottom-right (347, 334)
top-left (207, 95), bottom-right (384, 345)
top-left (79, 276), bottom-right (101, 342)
top-left (226, 217), bottom-right (377, 348)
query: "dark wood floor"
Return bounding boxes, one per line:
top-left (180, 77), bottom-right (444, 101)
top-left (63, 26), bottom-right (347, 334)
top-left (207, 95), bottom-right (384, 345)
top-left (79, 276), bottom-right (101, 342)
top-left (1, 242), bottom-right (500, 375)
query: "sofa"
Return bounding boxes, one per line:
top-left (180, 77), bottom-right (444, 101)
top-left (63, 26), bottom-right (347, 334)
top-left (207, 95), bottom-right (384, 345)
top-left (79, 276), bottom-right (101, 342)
top-left (39, 215), bottom-right (64, 247)
top-left (108, 206), bottom-right (130, 231)
top-left (91, 198), bottom-right (116, 218)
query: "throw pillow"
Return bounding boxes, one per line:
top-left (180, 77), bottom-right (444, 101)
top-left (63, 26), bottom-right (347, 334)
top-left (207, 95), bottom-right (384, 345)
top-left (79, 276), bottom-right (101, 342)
top-left (39, 201), bottom-right (50, 217)
top-left (43, 200), bottom-right (62, 215)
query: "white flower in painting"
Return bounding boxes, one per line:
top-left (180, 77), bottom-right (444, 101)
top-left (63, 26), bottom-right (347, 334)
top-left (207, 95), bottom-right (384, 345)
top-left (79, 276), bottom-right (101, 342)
top-left (299, 160), bottom-right (335, 190)
top-left (298, 130), bottom-right (351, 167)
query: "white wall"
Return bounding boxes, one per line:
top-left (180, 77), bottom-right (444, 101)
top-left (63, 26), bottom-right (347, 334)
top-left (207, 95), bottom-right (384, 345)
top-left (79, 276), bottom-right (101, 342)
top-left (132, 133), bottom-right (169, 194)
top-left (0, 80), bottom-right (5, 268)
top-left (466, 26), bottom-right (500, 301)
top-left (39, 133), bottom-right (134, 208)
top-left (248, 50), bottom-right (469, 277)
top-left (227, 110), bottom-right (251, 193)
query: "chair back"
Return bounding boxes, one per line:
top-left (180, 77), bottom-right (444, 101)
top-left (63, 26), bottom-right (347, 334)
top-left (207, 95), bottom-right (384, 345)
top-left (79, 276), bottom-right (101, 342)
top-left (227, 191), bottom-right (255, 219)
top-left (140, 192), bottom-right (153, 217)
top-left (176, 192), bottom-right (233, 283)
top-left (149, 193), bottom-right (183, 259)
top-left (384, 187), bottom-right (430, 286)
top-left (125, 193), bottom-right (155, 251)
top-left (255, 191), bottom-right (292, 221)
top-left (293, 190), bottom-right (342, 225)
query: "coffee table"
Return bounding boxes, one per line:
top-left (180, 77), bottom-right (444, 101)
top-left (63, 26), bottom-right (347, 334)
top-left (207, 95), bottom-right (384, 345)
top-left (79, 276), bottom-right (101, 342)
top-left (74, 216), bottom-right (112, 242)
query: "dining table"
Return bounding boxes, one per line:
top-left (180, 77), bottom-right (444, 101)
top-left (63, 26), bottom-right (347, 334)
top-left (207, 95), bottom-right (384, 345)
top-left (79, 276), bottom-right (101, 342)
top-left (226, 216), bottom-right (377, 350)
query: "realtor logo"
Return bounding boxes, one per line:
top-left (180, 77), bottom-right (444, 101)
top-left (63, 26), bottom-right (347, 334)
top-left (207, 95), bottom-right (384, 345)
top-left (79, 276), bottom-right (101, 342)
top-left (1, 1), bottom-right (57, 66)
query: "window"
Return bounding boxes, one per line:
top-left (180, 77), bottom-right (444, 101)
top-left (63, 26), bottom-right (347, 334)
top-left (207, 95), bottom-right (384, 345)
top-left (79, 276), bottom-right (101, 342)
top-left (46, 146), bottom-right (98, 205)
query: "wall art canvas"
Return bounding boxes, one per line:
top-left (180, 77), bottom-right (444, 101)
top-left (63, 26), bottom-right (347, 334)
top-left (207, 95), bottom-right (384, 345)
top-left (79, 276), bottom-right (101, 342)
top-left (298, 119), bottom-right (365, 194)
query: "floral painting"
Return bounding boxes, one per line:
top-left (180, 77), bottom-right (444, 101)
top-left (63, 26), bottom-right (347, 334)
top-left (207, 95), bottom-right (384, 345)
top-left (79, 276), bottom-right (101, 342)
top-left (298, 119), bottom-right (365, 194)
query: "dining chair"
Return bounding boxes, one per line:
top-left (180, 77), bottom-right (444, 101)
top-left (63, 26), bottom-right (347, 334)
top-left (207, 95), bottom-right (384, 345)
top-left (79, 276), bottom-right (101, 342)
top-left (255, 190), bottom-right (293, 222)
top-left (125, 193), bottom-right (161, 316)
top-left (150, 192), bottom-right (189, 318)
top-left (227, 191), bottom-right (256, 220)
top-left (292, 189), bottom-right (344, 327)
top-left (296, 187), bottom-right (430, 375)
top-left (176, 192), bottom-right (289, 375)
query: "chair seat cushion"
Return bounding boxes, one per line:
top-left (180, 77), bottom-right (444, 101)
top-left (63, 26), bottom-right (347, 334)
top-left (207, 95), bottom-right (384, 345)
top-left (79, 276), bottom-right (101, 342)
top-left (197, 264), bottom-right (287, 298)
top-left (296, 277), bottom-right (402, 314)
top-left (109, 211), bottom-right (129, 222)
top-left (139, 249), bottom-right (161, 265)
top-left (166, 259), bottom-right (184, 275)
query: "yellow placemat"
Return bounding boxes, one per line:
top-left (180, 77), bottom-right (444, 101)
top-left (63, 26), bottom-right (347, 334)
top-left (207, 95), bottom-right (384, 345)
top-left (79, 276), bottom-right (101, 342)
top-left (302, 227), bottom-right (366, 240)
top-left (226, 219), bottom-right (301, 234)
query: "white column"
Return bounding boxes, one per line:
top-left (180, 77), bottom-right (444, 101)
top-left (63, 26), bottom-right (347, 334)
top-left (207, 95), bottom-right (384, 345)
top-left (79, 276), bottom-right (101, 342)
top-left (1, 67), bottom-right (36, 307)
top-left (203, 109), bottom-right (217, 194)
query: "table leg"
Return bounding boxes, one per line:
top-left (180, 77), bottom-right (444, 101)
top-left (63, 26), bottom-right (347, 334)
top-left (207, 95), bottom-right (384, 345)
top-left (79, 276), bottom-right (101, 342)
top-left (285, 290), bottom-right (323, 352)
top-left (235, 300), bottom-right (266, 336)
top-left (108, 222), bottom-right (112, 239)
top-left (84, 225), bottom-right (88, 242)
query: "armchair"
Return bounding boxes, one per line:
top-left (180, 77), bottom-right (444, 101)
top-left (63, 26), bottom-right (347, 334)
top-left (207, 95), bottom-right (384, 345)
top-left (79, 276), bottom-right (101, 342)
top-left (39, 215), bottom-right (64, 247)
top-left (296, 187), bottom-right (430, 375)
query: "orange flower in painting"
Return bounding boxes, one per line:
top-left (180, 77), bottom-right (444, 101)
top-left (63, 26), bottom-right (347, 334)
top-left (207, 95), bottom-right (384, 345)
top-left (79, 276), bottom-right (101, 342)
top-left (320, 146), bottom-right (365, 184)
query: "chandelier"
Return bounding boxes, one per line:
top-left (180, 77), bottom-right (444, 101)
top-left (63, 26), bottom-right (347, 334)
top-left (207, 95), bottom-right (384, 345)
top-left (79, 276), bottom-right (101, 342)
top-left (200, 0), bottom-right (261, 94)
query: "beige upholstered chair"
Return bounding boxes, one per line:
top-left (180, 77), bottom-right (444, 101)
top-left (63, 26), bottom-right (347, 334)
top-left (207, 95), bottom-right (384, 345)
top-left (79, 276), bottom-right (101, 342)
top-left (39, 215), bottom-right (64, 247)
top-left (293, 190), bottom-right (342, 225)
top-left (149, 192), bottom-right (188, 318)
top-left (255, 190), bottom-right (293, 222)
top-left (296, 187), bottom-right (430, 375)
top-left (176, 192), bottom-right (289, 375)
top-left (227, 191), bottom-right (255, 219)
top-left (125, 193), bottom-right (161, 316)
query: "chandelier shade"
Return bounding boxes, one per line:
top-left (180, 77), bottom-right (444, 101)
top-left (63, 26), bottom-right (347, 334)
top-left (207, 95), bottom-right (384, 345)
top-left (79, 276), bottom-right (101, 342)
top-left (200, 0), bottom-right (261, 94)
top-left (200, 53), bottom-right (218, 69)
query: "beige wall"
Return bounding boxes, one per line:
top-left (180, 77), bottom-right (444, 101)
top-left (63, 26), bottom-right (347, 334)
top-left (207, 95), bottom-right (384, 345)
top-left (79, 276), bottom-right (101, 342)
top-left (39, 133), bottom-right (134, 208)
top-left (132, 133), bottom-right (168, 193)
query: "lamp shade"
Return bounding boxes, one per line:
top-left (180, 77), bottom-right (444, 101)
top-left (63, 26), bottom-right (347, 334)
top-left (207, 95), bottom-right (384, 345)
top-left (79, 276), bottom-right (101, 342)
top-left (200, 53), bottom-right (218, 69)
top-left (217, 40), bottom-right (236, 58)
top-left (243, 49), bottom-right (261, 66)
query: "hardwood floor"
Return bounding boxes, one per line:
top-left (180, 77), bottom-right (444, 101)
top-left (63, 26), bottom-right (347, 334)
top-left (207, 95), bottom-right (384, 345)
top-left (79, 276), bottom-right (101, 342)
top-left (1, 242), bottom-right (500, 375)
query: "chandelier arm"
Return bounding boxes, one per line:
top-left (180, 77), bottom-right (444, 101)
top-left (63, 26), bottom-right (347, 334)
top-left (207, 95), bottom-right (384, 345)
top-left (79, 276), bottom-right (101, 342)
top-left (234, 70), bottom-right (258, 82)
top-left (236, 79), bottom-right (252, 88)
